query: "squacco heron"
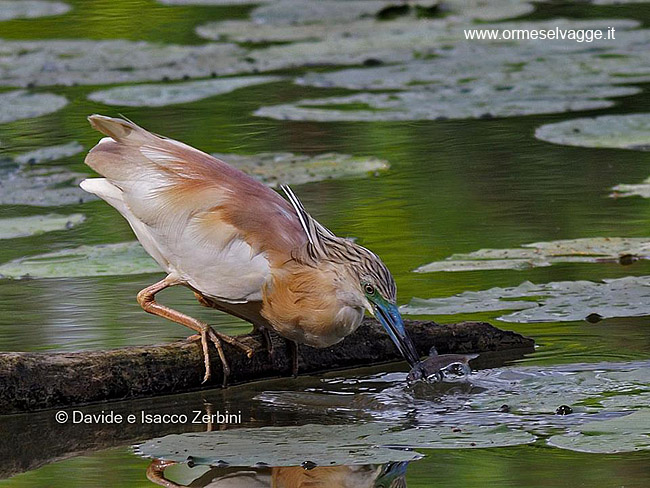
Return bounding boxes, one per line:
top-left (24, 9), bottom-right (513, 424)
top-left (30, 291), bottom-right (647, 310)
top-left (80, 115), bottom-right (420, 383)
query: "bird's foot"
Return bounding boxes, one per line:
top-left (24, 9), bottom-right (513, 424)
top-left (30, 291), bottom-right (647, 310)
top-left (186, 328), bottom-right (230, 386)
top-left (209, 329), bottom-right (255, 358)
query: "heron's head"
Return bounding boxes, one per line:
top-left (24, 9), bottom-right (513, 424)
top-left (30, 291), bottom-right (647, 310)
top-left (281, 184), bottom-right (420, 367)
top-left (342, 242), bottom-right (421, 367)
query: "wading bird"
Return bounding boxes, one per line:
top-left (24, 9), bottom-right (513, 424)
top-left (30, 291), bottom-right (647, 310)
top-left (80, 115), bottom-right (420, 383)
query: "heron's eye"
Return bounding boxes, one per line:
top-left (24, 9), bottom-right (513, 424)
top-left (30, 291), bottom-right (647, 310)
top-left (364, 283), bottom-right (375, 295)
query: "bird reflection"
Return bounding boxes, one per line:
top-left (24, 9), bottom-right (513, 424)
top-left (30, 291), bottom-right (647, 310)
top-left (147, 459), bottom-right (409, 488)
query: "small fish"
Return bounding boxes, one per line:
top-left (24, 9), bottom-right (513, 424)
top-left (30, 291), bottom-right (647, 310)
top-left (407, 346), bottom-right (478, 385)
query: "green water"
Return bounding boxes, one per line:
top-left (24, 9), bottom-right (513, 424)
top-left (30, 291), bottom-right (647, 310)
top-left (2, 1), bottom-right (650, 486)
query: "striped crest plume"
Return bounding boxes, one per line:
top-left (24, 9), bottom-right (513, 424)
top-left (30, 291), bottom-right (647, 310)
top-left (281, 185), bottom-right (397, 301)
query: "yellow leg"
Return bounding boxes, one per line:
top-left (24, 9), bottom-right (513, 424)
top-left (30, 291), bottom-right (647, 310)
top-left (137, 276), bottom-right (254, 385)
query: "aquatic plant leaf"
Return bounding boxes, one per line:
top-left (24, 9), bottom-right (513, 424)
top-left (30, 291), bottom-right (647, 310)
top-left (255, 86), bottom-right (635, 121)
top-left (159, 0), bottom-right (271, 4)
top-left (0, 90), bottom-right (68, 123)
top-left (0, 164), bottom-right (92, 206)
top-left (401, 276), bottom-right (650, 323)
top-left (548, 410), bottom-right (650, 453)
top-left (205, 0), bottom-right (533, 34)
top-left (0, 0), bottom-right (70, 20)
top-left (0, 214), bottom-right (85, 239)
top-left (137, 424), bottom-right (421, 467)
top-left (137, 421), bottom-right (535, 467)
top-left (368, 425), bottom-right (536, 449)
top-left (13, 141), bottom-right (84, 164)
top-left (260, 360), bottom-right (650, 426)
top-left (535, 114), bottom-right (650, 150)
top-left (88, 76), bottom-right (282, 107)
top-left (213, 152), bottom-right (389, 186)
top-left (0, 39), bottom-right (248, 87)
top-left (203, 16), bottom-right (646, 121)
top-left (415, 237), bottom-right (650, 272)
top-left (0, 242), bottom-right (161, 279)
top-left (248, 0), bottom-right (445, 26)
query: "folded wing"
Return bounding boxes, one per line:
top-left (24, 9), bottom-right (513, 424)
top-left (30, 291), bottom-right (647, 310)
top-left (81, 115), bottom-right (306, 303)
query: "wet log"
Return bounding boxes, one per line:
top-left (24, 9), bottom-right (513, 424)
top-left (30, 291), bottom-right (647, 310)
top-left (0, 319), bottom-right (534, 414)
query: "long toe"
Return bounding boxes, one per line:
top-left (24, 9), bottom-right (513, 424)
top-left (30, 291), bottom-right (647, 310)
top-left (207, 328), bottom-right (231, 386)
top-left (211, 329), bottom-right (255, 358)
top-left (201, 339), bottom-right (212, 384)
top-left (186, 333), bottom-right (201, 343)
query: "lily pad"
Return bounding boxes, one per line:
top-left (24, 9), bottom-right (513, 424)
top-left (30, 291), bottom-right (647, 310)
top-left (0, 214), bottom-right (85, 239)
top-left (248, 0), bottom-right (440, 26)
top-left (0, 90), bottom-right (68, 123)
top-left (0, 39), bottom-right (249, 87)
top-left (0, 241), bottom-right (160, 279)
top-left (414, 237), bottom-right (650, 272)
top-left (401, 275), bottom-right (650, 323)
top-left (259, 360), bottom-right (650, 428)
top-left (234, 17), bottom-right (647, 121)
top-left (87, 76), bottom-right (282, 107)
top-left (0, 0), bottom-right (70, 21)
top-left (535, 114), bottom-right (650, 150)
top-left (255, 87), bottom-right (633, 121)
top-left (137, 424), bottom-right (421, 467)
top-left (158, 0), bottom-right (271, 4)
top-left (548, 410), bottom-right (650, 453)
top-left (0, 163), bottom-right (92, 206)
top-left (137, 422), bottom-right (534, 467)
top-left (367, 424), bottom-right (535, 449)
top-left (213, 152), bottom-right (389, 186)
top-left (13, 141), bottom-right (84, 164)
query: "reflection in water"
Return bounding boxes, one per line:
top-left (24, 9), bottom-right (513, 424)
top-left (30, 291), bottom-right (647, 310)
top-left (146, 459), bottom-right (409, 488)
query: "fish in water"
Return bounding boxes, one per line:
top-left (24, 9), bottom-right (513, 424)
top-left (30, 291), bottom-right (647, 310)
top-left (406, 346), bottom-right (478, 385)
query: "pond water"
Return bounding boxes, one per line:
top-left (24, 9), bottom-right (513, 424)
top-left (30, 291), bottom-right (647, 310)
top-left (2, 0), bottom-right (650, 486)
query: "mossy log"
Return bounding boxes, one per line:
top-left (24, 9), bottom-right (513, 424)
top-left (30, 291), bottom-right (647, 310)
top-left (0, 319), bottom-right (534, 414)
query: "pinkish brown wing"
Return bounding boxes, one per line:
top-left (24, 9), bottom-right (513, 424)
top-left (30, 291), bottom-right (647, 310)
top-left (82, 115), bottom-right (306, 303)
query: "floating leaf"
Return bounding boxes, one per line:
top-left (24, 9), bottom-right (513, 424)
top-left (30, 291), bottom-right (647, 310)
top-left (88, 76), bottom-right (282, 107)
top-left (0, 214), bottom-right (85, 239)
top-left (233, 17), bottom-right (647, 121)
top-left (137, 421), bottom-right (534, 467)
top-left (137, 424), bottom-right (421, 467)
top-left (548, 410), bottom-right (650, 453)
top-left (367, 425), bottom-right (535, 449)
top-left (401, 276), bottom-right (650, 323)
top-left (0, 164), bottom-right (92, 206)
top-left (0, 0), bottom-right (70, 21)
top-left (415, 237), bottom-right (650, 272)
top-left (13, 141), bottom-right (84, 165)
top-left (0, 241), bottom-right (161, 279)
top-left (256, 88), bottom-right (632, 121)
top-left (247, 0), bottom-right (441, 26)
top-left (213, 152), bottom-right (389, 186)
top-left (159, 0), bottom-right (271, 4)
top-left (536, 114), bottom-right (650, 150)
top-left (0, 39), bottom-right (248, 87)
top-left (0, 90), bottom-right (68, 123)
top-left (259, 360), bottom-right (650, 425)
